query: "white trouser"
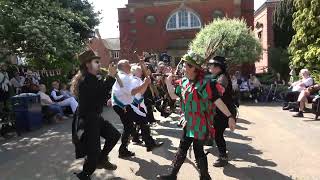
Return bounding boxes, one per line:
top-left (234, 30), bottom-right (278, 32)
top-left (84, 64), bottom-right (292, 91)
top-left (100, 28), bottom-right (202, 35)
top-left (57, 97), bottom-right (78, 113)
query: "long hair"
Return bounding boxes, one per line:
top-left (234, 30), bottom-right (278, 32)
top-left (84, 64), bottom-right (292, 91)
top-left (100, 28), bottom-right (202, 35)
top-left (70, 64), bottom-right (88, 97)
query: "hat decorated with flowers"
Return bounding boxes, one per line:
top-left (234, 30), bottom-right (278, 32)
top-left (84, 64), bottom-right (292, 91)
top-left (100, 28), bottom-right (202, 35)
top-left (181, 50), bottom-right (206, 69)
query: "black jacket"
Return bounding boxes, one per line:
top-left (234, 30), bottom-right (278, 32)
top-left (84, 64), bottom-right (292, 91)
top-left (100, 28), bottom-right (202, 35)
top-left (72, 73), bottom-right (115, 159)
top-left (78, 73), bottom-right (115, 116)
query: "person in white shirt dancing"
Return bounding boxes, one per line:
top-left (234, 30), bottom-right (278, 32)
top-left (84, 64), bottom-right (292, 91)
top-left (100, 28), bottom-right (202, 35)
top-left (112, 60), bottom-right (163, 158)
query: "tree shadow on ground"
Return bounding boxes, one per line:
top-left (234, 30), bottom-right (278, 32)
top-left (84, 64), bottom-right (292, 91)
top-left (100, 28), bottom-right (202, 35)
top-left (241, 102), bottom-right (282, 107)
top-left (223, 164), bottom-right (293, 180)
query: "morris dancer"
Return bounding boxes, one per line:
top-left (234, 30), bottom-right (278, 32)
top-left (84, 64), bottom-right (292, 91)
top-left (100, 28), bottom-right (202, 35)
top-left (71, 50), bottom-right (120, 180)
top-left (157, 51), bottom-right (236, 180)
top-left (207, 56), bottom-right (237, 167)
top-left (111, 60), bottom-right (163, 158)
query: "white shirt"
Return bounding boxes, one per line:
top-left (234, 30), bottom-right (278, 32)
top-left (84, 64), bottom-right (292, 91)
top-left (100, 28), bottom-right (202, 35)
top-left (132, 76), bottom-right (147, 116)
top-left (231, 79), bottom-right (239, 91)
top-left (38, 91), bottom-right (54, 106)
top-left (292, 77), bottom-right (313, 92)
top-left (51, 89), bottom-right (64, 101)
top-left (111, 71), bottom-right (136, 106)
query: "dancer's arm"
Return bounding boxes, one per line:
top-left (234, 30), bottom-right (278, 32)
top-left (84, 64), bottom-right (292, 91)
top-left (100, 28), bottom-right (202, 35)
top-left (165, 74), bottom-right (179, 100)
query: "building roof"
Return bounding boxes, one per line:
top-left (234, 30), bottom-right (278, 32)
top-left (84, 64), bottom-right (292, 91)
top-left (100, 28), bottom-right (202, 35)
top-left (102, 38), bottom-right (120, 51)
top-left (254, 0), bottom-right (281, 16)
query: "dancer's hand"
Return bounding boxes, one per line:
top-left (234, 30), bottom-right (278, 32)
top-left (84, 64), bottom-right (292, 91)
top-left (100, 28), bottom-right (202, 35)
top-left (144, 77), bottom-right (151, 85)
top-left (228, 117), bottom-right (236, 132)
top-left (166, 73), bottom-right (173, 83)
top-left (108, 63), bottom-right (117, 77)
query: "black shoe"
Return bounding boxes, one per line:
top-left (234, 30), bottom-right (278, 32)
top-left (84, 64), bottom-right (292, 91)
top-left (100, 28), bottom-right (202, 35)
top-left (289, 108), bottom-right (299, 112)
top-left (76, 172), bottom-right (91, 180)
top-left (293, 111), bottom-right (304, 117)
top-left (157, 149), bottom-right (186, 180)
top-left (147, 141), bottom-right (164, 152)
top-left (213, 156), bottom-right (228, 167)
top-left (119, 150), bottom-right (135, 158)
top-left (156, 174), bottom-right (177, 180)
top-left (282, 106), bottom-right (291, 110)
top-left (97, 159), bottom-right (117, 170)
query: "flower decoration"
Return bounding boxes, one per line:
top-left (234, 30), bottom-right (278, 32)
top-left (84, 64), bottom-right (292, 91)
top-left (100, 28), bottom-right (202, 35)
top-left (182, 50), bottom-right (205, 68)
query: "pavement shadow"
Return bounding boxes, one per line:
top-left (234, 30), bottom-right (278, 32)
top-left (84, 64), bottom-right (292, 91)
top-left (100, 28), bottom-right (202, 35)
top-left (241, 102), bottom-right (283, 107)
top-left (223, 164), bottom-right (293, 180)
top-left (224, 131), bottom-right (253, 141)
top-left (237, 118), bottom-right (252, 125)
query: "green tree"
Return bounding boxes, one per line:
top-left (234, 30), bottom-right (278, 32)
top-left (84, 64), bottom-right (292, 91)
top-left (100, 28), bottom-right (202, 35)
top-left (190, 18), bottom-right (262, 65)
top-left (269, 47), bottom-right (290, 80)
top-left (0, 0), bottom-right (100, 69)
top-left (273, 0), bottom-right (295, 48)
top-left (289, 0), bottom-right (320, 79)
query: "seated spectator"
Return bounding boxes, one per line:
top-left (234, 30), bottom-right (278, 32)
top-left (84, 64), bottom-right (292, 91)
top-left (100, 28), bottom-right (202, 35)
top-left (0, 63), bottom-right (11, 106)
top-left (60, 83), bottom-right (73, 98)
top-left (10, 72), bottom-right (25, 94)
top-left (231, 75), bottom-right (239, 91)
top-left (38, 84), bottom-right (67, 122)
top-left (283, 69), bottom-right (313, 110)
top-left (293, 84), bottom-right (320, 117)
top-left (231, 75), bottom-right (240, 107)
top-left (249, 74), bottom-right (261, 103)
top-left (274, 73), bottom-right (286, 85)
top-left (22, 70), bottom-right (39, 93)
top-left (50, 81), bottom-right (78, 113)
top-left (239, 78), bottom-right (250, 92)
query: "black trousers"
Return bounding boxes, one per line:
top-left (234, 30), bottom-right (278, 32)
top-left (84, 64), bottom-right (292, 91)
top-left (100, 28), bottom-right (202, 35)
top-left (146, 104), bottom-right (156, 123)
top-left (214, 114), bottom-right (228, 156)
top-left (82, 115), bottom-right (120, 175)
top-left (113, 105), bottom-right (155, 151)
top-left (178, 128), bottom-right (206, 160)
top-left (250, 88), bottom-right (260, 100)
top-left (285, 91), bottom-right (300, 103)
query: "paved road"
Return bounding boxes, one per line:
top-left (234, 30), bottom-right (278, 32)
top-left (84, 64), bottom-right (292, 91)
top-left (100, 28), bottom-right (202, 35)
top-left (1, 104), bottom-right (320, 180)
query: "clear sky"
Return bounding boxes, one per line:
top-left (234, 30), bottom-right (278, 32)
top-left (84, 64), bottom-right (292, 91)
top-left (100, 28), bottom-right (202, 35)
top-left (89, 0), bottom-right (267, 38)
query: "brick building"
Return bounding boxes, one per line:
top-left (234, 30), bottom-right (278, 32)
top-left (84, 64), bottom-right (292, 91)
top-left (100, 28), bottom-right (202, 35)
top-left (254, 0), bottom-right (280, 73)
top-left (88, 30), bottom-right (120, 67)
top-left (118, 0), bottom-right (254, 69)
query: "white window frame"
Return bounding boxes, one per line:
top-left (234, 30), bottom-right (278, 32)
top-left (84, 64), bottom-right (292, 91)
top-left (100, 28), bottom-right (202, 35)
top-left (113, 51), bottom-right (120, 59)
top-left (166, 9), bottom-right (201, 31)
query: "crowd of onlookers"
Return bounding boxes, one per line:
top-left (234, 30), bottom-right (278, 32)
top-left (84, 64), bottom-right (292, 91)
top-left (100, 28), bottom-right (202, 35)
top-left (0, 63), bottom-right (78, 123)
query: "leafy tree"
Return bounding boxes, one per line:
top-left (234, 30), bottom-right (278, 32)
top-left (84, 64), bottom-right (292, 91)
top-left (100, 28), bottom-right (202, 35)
top-left (273, 0), bottom-right (295, 48)
top-left (190, 18), bottom-right (262, 65)
top-left (0, 0), bottom-right (100, 69)
top-left (269, 47), bottom-right (290, 80)
top-left (289, 0), bottom-right (320, 78)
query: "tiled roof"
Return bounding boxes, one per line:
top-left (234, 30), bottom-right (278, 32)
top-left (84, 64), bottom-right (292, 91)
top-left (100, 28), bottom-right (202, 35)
top-left (102, 38), bottom-right (120, 51)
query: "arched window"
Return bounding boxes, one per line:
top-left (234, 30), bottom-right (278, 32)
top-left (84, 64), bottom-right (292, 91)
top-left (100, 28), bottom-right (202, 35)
top-left (166, 9), bottom-right (201, 30)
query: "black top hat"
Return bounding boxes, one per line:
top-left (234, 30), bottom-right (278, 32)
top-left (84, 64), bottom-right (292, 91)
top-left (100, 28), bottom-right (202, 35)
top-left (208, 56), bottom-right (226, 70)
top-left (78, 50), bottom-right (100, 65)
